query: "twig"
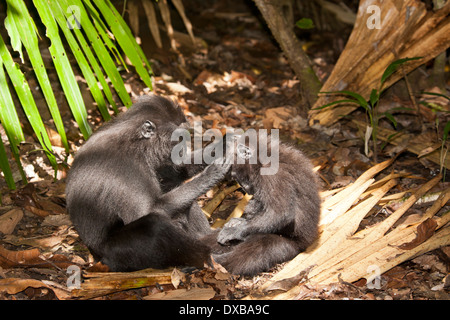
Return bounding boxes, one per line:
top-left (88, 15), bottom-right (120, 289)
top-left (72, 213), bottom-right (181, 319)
top-left (401, 65), bottom-right (424, 131)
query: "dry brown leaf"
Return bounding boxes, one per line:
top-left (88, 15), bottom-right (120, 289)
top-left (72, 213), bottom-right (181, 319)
top-left (42, 214), bottom-right (72, 227)
top-left (0, 278), bottom-right (49, 295)
top-left (0, 209), bottom-right (23, 235)
top-left (399, 218), bottom-right (438, 250)
top-left (10, 184), bottom-right (59, 217)
top-left (25, 205), bottom-right (51, 217)
top-left (141, 1), bottom-right (162, 48)
top-left (210, 256), bottom-right (229, 274)
top-left (0, 245), bottom-right (41, 268)
top-left (38, 199), bottom-right (66, 215)
top-left (262, 107), bottom-right (293, 129)
top-left (3, 234), bottom-right (65, 249)
top-left (264, 274), bottom-right (303, 293)
top-left (412, 254), bottom-right (447, 273)
top-left (171, 0), bottom-right (196, 45)
top-left (171, 268), bottom-right (186, 289)
top-left (0, 245), bottom-right (72, 269)
top-left (264, 265), bottom-right (314, 293)
top-left (144, 287), bottom-right (215, 300)
top-left (194, 70), bottom-right (218, 86)
top-left (417, 143), bottom-right (441, 158)
top-left (229, 70), bottom-right (256, 84)
top-left (11, 184), bottom-right (41, 209)
top-left (45, 126), bottom-right (63, 148)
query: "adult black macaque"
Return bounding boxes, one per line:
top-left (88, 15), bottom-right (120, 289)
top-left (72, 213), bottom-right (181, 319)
top-left (66, 95), bottom-right (231, 272)
top-left (211, 133), bottom-right (321, 276)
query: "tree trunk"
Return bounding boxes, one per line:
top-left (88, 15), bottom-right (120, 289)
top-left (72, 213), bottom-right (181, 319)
top-left (309, 0), bottom-right (450, 126)
top-left (253, 0), bottom-right (322, 111)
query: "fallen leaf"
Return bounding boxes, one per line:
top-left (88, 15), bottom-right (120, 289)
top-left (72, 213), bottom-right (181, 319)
top-left (42, 214), bottom-right (72, 227)
top-left (0, 245), bottom-right (41, 268)
top-left (264, 274), bottom-right (303, 292)
top-left (0, 278), bottom-right (49, 295)
top-left (2, 234), bottom-right (65, 249)
top-left (45, 126), bottom-right (63, 148)
top-left (171, 268), bottom-right (186, 289)
top-left (229, 70), bottom-right (256, 84)
top-left (396, 213), bottom-right (424, 228)
top-left (193, 70), bottom-right (222, 87)
top-left (10, 184), bottom-right (64, 217)
top-left (263, 107), bottom-right (293, 129)
top-left (417, 143), bottom-right (441, 158)
top-left (398, 218), bottom-right (438, 250)
top-left (11, 184), bottom-right (41, 209)
top-left (264, 266), bottom-right (312, 292)
top-left (0, 245), bottom-right (72, 269)
top-left (0, 209), bottom-right (23, 235)
top-left (165, 82), bottom-right (193, 94)
top-left (144, 287), bottom-right (216, 300)
top-left (41, 280), bottom-right (72, 300)
top-left (25, 205), bottom-right (50, 217)
top-left (39, 199), bottom-right (66, 215)
top-left (386, 277), bottom-right (408, 289)
top-left (412, 254), bottom-right (447, 273)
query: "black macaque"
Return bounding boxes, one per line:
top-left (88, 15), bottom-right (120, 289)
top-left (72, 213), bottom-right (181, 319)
top-left (211, 132), bottom-right (321, 276)
top-left (66, 95), bottom-right (232, 272)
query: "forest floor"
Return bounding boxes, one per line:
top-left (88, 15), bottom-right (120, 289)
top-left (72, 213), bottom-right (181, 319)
top-left (0, 0), bottom-right (449, 300)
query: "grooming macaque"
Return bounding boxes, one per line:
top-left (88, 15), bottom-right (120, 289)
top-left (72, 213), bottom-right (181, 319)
top-left (66, 95), bottom-right (232, 271)
top-left (66, 94), bottom-right (319, 276)
top-left (212, 132), bottom-right (321, 276)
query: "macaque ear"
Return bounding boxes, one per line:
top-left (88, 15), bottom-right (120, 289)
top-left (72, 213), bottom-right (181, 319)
top-left (141, 120), bottom-right (156, 139)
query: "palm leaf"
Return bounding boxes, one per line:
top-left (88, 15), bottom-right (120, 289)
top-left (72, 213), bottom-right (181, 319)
top-left (53, 0), bottom-right (119, 114)
top-left (0, 0), bottom-right (155, 189)
top-left (5, 0), bottom-right (70, 152)
top-left (34, 0), bottom-right (92, 140)
top-left (0, 62), bottom-right (24, 148)
top-left (82, 0), bottom-right (126, 67)
top-left (48, 1), bottom-right (111, 121)
top-left (92, 0), bottom-right (153, 89)
top-left (0, 60), bottom-right (26, 183)
top-left (0, 33), bottom-right (57, 171)
top-left (0, 131), bottom-right (15, 190)
top-left (58, 0), bottom-right (132, 107)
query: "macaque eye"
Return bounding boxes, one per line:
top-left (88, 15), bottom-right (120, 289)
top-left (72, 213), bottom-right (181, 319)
top-left (141, 120), bottom-right (155, 139)
top-left (237, 144), bottom-right (253, 160)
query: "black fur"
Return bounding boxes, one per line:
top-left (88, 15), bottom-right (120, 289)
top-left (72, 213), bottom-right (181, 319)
top-left (66, 95), bottom-right (231, 271)
top-left (212, 133), bottom-right (321, 276)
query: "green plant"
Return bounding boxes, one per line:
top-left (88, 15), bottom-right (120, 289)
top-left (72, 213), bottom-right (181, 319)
top-left (0, 0), bottom-right (152, 189)
top-left (440, 121), bottom-right (450, 180)
top-left (316, 57), bottom-right (422, 162)
top-left (420, 91), bottom-right (450, 179)
top-left (295, 18), bottom-right (315, 30)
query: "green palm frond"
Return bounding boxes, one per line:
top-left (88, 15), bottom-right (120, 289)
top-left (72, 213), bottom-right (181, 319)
top-left (0, 0), bottom-right (153, 188)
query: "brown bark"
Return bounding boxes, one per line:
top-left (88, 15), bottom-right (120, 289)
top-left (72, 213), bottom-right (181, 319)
top-left (253, 0), bottom-right (322, 110)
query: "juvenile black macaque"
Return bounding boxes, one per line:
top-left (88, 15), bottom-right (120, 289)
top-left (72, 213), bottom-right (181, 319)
top-left (66, 95), bottom-right (231, 272)
top-left (212, 133), bottom-right (321, 276)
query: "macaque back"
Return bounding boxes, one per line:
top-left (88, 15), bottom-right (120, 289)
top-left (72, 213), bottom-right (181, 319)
top-left (66, 95), bottom-right (231, 271)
